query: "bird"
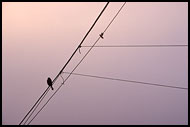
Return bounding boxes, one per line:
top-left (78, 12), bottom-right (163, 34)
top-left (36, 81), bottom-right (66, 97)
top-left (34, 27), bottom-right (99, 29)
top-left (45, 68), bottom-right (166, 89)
top-left (47, 77), bottom-right (54, 90)
top-left (99, 33), bottom-right (104, 39)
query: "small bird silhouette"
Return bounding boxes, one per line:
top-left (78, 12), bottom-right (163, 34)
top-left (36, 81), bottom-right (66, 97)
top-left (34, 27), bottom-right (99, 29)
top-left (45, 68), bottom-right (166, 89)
top-left (47, 77), bottom-right (54, 90)
top-left (99, 33), bottom-right (104, 39)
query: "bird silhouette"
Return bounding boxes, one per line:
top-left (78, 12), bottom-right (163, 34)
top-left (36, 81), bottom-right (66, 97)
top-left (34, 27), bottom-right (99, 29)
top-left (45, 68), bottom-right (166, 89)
top-left (99, 33), bottom-right (104, 39)
top-left (47, 77), bottom-right (54, 90)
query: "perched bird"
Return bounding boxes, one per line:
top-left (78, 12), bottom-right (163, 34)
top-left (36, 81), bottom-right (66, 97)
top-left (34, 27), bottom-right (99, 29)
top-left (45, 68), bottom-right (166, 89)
top-left (47, 77), bottom-right (54, 90)
top-left (99, 33), bottom-right (104, 39)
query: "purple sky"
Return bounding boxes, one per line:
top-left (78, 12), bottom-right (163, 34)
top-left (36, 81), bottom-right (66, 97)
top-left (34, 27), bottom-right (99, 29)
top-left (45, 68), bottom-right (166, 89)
top-left (2, 2), bottom-right (188, 125)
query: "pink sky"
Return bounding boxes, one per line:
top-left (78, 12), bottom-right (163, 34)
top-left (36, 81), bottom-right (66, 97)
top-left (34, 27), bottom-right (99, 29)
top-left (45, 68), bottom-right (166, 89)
top-left (2, 2), bottom-right (188, 125)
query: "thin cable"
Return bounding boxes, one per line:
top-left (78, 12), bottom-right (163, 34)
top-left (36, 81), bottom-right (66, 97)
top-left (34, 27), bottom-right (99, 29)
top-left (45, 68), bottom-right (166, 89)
top-left (103, 2), bottom-right (126, 33)
top-left (27, 37), bottom-right (101, 125)
top-left (19, 3), bottom-right (109, 125)
top-left (63, 72), bottom-right (188, 90)
top-left (23, 87), bottom-right (50, 125)
top-left (81, 44), bottom-right (188, 48)
top-left (27, 3), bottom-right (113, 124)
top-left (51, 2), bottom-right (109, 85)
top-left (19, 87), bottom-right (50, 125)
top-left (27, 2), bottom-right (126, 124)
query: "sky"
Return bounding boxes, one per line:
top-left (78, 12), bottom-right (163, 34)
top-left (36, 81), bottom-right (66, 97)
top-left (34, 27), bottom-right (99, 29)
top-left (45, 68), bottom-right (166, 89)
top-left (2, 2), bottom-right (188, 125)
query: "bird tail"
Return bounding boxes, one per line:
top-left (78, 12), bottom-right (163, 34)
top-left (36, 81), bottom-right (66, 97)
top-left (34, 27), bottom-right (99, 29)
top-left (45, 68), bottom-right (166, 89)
top-left (50, 86), bottom-right (54, 90)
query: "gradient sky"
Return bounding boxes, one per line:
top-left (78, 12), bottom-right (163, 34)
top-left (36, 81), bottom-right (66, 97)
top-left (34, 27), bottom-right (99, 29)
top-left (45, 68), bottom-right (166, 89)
top-left (2, 2), bottom-right (188, 125)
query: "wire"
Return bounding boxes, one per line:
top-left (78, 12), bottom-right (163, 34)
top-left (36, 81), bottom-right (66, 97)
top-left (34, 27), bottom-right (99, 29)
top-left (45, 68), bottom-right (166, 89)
top-left (27, 38), bottom-right (101, 125)
top-left (63, 72), bottom-right (188, 90)
top-left (19, 87), bottom-right (50, 125)
top-left (27, 2), bottom-right (126, 124)
top-left (23, 87), bottom-right (50, 125)
top-left (19, 2), bottom-right (109, 125)
top-left (103, 2), bottom-right (126, 33)
top-left (52, 2), bottom-right (110, 85)
top-left (81, 44), bottom-right (188, 48)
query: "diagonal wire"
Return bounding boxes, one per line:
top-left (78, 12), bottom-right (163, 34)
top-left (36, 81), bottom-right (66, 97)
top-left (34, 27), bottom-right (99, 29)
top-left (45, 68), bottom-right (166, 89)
top-left (23, 88), bottom-right (50, 125)
top-left (103, 2), bottom-right (126, 33)
top-left (19, 2), bottom-right (109, 125)
top-left (20, 43), bottom-right (188, 124)
top-left (27, 37), bottom-right (101, 125)
top-left (63, 72), bottom-right (188, 90)
top-left (51, 2), bottom-right (110, 85)
top-left (27, 2), bottom-right (126, 125)
top-left (19, 87), bottom-right (50, 125)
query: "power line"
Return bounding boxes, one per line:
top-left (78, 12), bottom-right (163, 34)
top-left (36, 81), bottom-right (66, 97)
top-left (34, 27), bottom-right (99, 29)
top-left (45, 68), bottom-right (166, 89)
top-left (27, 37), bottom-right (101, 125)
top-left (19, 2), bottom-right (109, 125)
top-left (27, 2), bottom-right (126, 125)
top-left (103, 2), bottom-right (126, 33)
top-left (52, 2), bottom-right (110, 85)
top-left (19, 87), bottom-right (50, 125)
top-left (63, 72), bottom-right (188, 90)
top-left (81, 44), bottom-right (188, 48)
top-left (23, 88), bottom-right (50, 125)
top-left (25, 2), bottom-right (111, 125)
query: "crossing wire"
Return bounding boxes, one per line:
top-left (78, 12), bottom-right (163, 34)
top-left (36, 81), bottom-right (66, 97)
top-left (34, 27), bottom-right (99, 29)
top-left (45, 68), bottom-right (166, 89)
top-left (81, 44), bottom-right (188, 48)
top-left (19, 87), bottom-right (50, 125)
top-left (19, 2), bottom-right (109, 125)
top-left (27, 2), bottom-right (126, 125)
top-left (63, 72), bottom-right (188, 90)
top-left (23, 88), bottom-right (50, 125)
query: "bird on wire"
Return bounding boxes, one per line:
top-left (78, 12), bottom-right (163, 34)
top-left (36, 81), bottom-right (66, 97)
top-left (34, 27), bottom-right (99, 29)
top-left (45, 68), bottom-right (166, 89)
top-left (47, 77), bottom-right (54, 90)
